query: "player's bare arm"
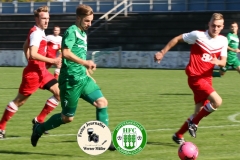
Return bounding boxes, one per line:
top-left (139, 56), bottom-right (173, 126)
top-left (62, 48), bottom-right (96, 73)
top-left (154, 34), bottom-right (185, 63)
top-left (227, 46), bottom-right (240, 53)
top-left (210, 55), bottom-right (227, 67)
top-left (23, 39), bottom-right (30, 60)
top-left (30, 45), bottom-right (61, 66)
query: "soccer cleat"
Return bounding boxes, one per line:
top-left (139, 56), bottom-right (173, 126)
top-left (32, 118), bottom-right (49, 134)
top-left (108, 141), bottom-right (116, 151)
top-left (31, 123), bottom-right (42, 147)
top-left (0, 129), bottom-right (6, 139)
top-left (188, 121), bottom-right (198, 138)
top-left (172, 134), bottom-right (185, 145)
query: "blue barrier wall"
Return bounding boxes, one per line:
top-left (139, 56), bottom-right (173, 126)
top-left (0, 0), bottom-right (240, 14)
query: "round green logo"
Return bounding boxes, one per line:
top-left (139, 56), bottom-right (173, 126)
top-left (112, 120), bottom-right (147, 155)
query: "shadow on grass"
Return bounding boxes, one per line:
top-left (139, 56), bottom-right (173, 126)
top-left (0, 88), bottom-right (19, 89)
top-left (61, 140), bottom-right (77, 143)
top-left (0, 150), bottom-right (81, 157)
top-left (5, 135), bottom-right (21, 138)
top-left (147, 141), bottom-right (177, 147)
top-left (159, 93), bottom-right (192, 96)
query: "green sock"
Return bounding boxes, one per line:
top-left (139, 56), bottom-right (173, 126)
top-left (37, 113), bottom-right (64, 134)
top-left (212, 71), bottom-right (221, 77)
top-left (96, 107), bottom-right (109, 126)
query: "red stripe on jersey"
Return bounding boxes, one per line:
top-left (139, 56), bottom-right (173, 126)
top-left (196, 40), bottom-right (223, 52)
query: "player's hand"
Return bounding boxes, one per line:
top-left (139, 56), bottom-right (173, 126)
top-left (236, 48), bottom-right (240, 53)
top-left (154, 51), bottom-right (164, 63)
top-left (53, 57), bottom-right (62, 68)
top-left (84, 60), bottom-right (96, 74)
top-left (209, 54), bottom-right (219, 66)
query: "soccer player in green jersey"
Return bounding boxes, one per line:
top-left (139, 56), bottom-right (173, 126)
top-left (213, 21), bottom-right (240, 77)
top-left (31, 4), bottom-right (115, 150)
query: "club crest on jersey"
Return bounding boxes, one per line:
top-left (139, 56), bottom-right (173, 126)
top-left (201, 53), bottom-right (213, 62)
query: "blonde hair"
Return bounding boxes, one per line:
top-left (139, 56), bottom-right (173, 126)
top-left (76, 4), bottom-right (93, 17)
top-left (211, 13), bottom-right (224, 21)
top-left (34, 6), bottom-right (49, 17)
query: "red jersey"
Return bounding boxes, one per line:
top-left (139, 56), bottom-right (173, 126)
top-left (183, 30), bottom-right (228, 77)
top-left (27, 26), bottom-right (47, 71)
top-left (46, 35), bottom-right (62, 57)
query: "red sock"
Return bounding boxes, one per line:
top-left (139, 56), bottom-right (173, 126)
top-left (54, 68), bottom-right (60, 79)
top-left (192, 102), bottom-right (216, 125)
top-left (54, 73), bottom-right (59, 79)
top-left (36, 96), bottom-right (59, 123)
top-left (175, 116), bottom-right (194, 138)
top-left (175, 121), bottom-right (188, 138)
top-left (0, 102), bottom-right (18, 130)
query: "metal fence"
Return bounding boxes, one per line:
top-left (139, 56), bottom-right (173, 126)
top-left (0, 0), bottom-right (240, 14)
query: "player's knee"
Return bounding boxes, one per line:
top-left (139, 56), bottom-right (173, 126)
top-left (49, 83), bottom-right (60, 101)
top-left (61, 114), bottom-right (74, 123)
top-left (94, 97), bottom-right (108, 108)
top-left (13, 94), bottom-right (28, 107)
top-left (211, 97), bottom-right (222, 109)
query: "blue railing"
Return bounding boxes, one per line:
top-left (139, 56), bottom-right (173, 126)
top-left (0, 0), bottom-right (240, 14)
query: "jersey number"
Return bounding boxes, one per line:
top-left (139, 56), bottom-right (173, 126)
top-left (201, 53), bottom-right (212, 62)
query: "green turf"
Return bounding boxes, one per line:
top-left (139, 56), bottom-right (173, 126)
top-left (0, 67), bottom-right (239, 160)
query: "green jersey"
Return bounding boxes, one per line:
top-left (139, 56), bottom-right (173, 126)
top-left (226, 32), bottom-right (239, 64)
top-left (59, 25), bottom-right (88, 84)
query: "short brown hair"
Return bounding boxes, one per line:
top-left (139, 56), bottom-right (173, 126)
top-left (34, 6), bottom-right (49, 17)
top-left (53, 25), bottom-right (60, 29)
top-left (76, 4), bottom-right (93, 17)
top-left (231, 21), bottom-right (238, 25)
top-left (211, 13), bottom-right (224, 21)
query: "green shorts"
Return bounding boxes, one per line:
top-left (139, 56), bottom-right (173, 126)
top-left (59, 76), bottom-right (103, 117)
top-left (220, 59), bottom-right (240, 72)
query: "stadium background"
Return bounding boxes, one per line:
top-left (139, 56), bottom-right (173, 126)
top-left (1, 0), bottom-right (240, 68)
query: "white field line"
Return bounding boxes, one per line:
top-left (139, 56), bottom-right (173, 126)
top-left (1, 123), bottom-right (240, 141)
top-left (228, 112), bottom-right (240, 123)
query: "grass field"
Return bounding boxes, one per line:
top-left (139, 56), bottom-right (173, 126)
top-left (0, 67), bottom-right (240, 160)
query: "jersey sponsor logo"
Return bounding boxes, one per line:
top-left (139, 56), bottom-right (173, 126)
top-left (77, 120), bottom-right (112, 155)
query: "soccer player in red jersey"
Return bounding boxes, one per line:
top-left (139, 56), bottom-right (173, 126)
top-left (46, 26), bottom-right (62, 79)
top-left (154, 13), bottom-right (228, 144)
top-left (0, 6), bottom-right (61, 138)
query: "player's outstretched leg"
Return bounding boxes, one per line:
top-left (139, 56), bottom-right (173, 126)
top-left (172, 134), bottom-right (185, 145)
top-left (95, 98), bottom-right (116, 151)
top-left (32, 118), bottom-right (49, 134)
top-left (172, 115), bottom-right (194, 144)
top-left (0, 102), bottom-right (18, 139)
top-left (32, 96), bottom-right (59, 134)
top-left (188, 97), bottom-right (219, 138)
top-left (31, 123), bottom-right (42, 147)
top-left (31, 113), bottom-right (65, 147)
top-left (188, 121), bottom-right (198, 138)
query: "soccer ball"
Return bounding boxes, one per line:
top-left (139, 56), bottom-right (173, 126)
top-left (178, 142), bottom-right (199, 160)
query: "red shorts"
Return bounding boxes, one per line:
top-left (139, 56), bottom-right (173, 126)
top-left (19, 68), bottom-right (55, 96)
top-left (188, 77), bottom-right (214, 104)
